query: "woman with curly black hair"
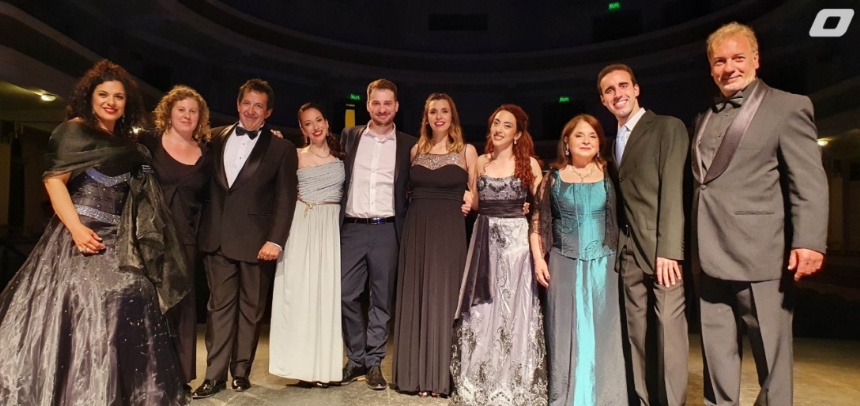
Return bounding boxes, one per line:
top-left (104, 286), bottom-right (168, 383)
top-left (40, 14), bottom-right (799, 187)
top-left (0, 60), bottom-right (191, 405)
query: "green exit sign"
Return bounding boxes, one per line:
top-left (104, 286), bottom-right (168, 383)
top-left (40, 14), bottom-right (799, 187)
top-left (349, 93), bottom-right (361, 101)
top-left (558, 96), bottom-right (570, 103)
top-left (608, 2), bottom-right (621, 11)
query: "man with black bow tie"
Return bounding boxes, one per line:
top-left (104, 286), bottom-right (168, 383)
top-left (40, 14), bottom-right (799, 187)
top-left (691, 22), bottom-right (828, 405)
top-left (194, 79), bottom-right (298, 398)
top-left (597, 63), bottom-right (690, 406)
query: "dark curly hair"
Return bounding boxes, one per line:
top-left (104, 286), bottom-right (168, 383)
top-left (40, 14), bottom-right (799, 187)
top-left (66, 60), bottom-right (146, 139)
top-left (297, 102), bottom-right (345, 159)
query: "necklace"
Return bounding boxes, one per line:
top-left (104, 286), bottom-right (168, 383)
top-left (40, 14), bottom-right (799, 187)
top-left (164, 132), bottom-right (195, 147)
top-left (308, 146), bottom-right (331, 159)
top-left (569, 163), bottom-right (596, 182)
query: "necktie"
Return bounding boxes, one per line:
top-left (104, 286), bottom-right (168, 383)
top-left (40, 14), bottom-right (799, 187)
top-left (236, 127), bottom-right (259, 139)
top-left (615, 125), bottom-right (630, 165)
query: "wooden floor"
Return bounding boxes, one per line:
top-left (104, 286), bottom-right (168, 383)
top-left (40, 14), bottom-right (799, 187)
top-left (189, 329), bottom-right (860, 405)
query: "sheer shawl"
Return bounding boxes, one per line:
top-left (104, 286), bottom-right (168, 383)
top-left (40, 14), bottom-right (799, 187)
top-left (44, 120), bottom-right (191, 312)
top-left (530, 168), bottom-right (619, 257)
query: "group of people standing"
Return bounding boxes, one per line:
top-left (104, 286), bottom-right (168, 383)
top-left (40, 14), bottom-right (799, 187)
top-left (0, 20), bottom-right (827, 406)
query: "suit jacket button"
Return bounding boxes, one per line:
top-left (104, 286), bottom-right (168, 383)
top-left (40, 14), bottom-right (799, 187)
top-left (701, 184), bottom-right (707, 190)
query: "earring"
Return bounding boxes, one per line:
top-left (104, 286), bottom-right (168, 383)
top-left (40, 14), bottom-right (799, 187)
top-left (514, 139), bottom-right (518, 145)
top-left (565, 147), bottom-right (569, 156)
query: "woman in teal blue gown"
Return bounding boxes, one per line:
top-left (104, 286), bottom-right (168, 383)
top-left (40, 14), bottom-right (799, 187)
top-left (530, 114), bottom-right (628, 405)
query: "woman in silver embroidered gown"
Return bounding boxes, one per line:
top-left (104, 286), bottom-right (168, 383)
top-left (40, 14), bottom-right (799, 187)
top-left (392, 94), bottom-right (477, 398)
top-left (269, 103), bottom-right (345, 387)
top-left (531, 115), bottom-right (627, 405)
top-left (452, 104), bottom-right (547, 406)
top-left (0, 60), bottom-right (190, 405)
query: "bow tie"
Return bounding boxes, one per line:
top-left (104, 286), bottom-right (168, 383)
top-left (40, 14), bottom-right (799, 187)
top-left (236, 127), bottom-right (259, 139)
top-left (712, 94), bottom-right (743, 112)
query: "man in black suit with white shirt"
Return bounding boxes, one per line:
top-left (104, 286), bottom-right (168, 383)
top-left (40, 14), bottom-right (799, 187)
top-left (193, 79), bottom-right (298, 398)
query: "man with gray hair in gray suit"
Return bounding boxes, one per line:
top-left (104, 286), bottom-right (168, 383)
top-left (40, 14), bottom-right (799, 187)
top-left (691, 21), bottom-right (828, 405)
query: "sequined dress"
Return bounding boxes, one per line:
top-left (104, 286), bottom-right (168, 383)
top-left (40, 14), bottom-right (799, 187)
top-left (0, 121), bottom-right (189, 405)
top-left (451, 175), bottom-right (548, 406)
top-left (392, 152), bottom-right (468, 395)
top-left (269, 161), bottom-right (345, 382)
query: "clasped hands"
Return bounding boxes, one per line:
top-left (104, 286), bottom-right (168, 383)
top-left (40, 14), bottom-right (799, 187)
top-left (71, 224), bottom-right (104, 255)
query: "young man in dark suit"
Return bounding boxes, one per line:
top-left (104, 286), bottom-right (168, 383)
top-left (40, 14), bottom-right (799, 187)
top-left (598, 63), bottom-right (690, 406)
top-left (193, 79), bottom-right (298, 398)
top-left (691, 22), bottom-right (828, 405)
top-left (338, 79), bottom-right (416, 390)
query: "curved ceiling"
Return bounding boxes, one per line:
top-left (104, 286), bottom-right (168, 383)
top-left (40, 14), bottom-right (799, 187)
top-left (1, 0), bottom-right (857, 138)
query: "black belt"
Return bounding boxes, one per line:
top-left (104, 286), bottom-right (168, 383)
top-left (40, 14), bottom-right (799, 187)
top-left (344, 216), bottom-right (395, 225)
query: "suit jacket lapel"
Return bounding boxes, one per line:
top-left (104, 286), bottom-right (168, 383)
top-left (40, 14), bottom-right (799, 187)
top-left (691, 112), bottom-right (712, 184)
top-left (702, 81), bottom-right (770, 184)
top-left (619, 110), bottom-right (654, 170)
top-left (346, 126), bottom-right (365, 177)
top-left (214, 124), bottom-right (234, 190)
top-left (230, 126), bottom-right (272, 191)
top-left (394, 131), bottom-right (410, 184)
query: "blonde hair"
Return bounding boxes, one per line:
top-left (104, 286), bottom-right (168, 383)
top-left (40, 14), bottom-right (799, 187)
top-left (154, 85), bottom-right (211, 142)
top-left (416, 93), bottom-right (465, 155)
top-left (707, 22), bottom-right (759, 59)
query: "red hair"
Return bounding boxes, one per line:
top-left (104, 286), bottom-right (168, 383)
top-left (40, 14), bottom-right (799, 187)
top-left (484, 104), bottom-right (541, 191)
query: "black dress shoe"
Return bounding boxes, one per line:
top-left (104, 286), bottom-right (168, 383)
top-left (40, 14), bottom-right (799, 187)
top-left (232, 377), bottom-right (251, 392)
top-left (340, 364), bottom-right (367, 385)
top-left (366, 365), bottom-right (387, 390)
top-left (297, 380), bottom-right (331, 389)
top-left (192, 380), bottom-right (225, 399)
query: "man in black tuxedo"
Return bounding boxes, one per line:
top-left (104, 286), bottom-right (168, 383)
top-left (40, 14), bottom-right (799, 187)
top-left (339, 79), bottom-right (416, 390)
top-left (193, 79), bottom-right (298, 398)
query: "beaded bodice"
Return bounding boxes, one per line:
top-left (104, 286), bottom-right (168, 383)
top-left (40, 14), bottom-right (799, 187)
top-left (412, 151), bottom-right (464, 171)
top-left (68, 168), bottom-right (131, 225)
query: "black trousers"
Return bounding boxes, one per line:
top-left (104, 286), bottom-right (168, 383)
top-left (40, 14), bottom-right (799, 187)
top-left (340, 223), bottom-right (398, 368)
top-left (202, 251), bottom-right (275, 380)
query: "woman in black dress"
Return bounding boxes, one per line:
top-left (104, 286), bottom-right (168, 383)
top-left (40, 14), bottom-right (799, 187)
top-left (0, 60), bottom-right (191, 405)
top-left (139, 85), bottom-right (212, 388)
top-left (392, 93), bottom-right (477, 398)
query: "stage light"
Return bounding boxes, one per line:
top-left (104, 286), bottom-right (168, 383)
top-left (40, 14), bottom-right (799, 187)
top-left (40, 93), bottom-right (56, 102)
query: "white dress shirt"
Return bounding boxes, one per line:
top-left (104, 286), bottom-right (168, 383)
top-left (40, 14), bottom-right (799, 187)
top-left (223, 125), bottom-right (261, 187)
top-left (345, 123), bottom-right (397, 218)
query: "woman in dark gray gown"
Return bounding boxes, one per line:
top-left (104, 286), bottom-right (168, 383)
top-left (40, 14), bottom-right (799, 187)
top-left (0, 60), bottom-right (190, 405)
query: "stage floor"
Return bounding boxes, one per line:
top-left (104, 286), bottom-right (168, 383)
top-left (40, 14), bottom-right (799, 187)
top-left (188, 329), bottom-right (860, 405)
